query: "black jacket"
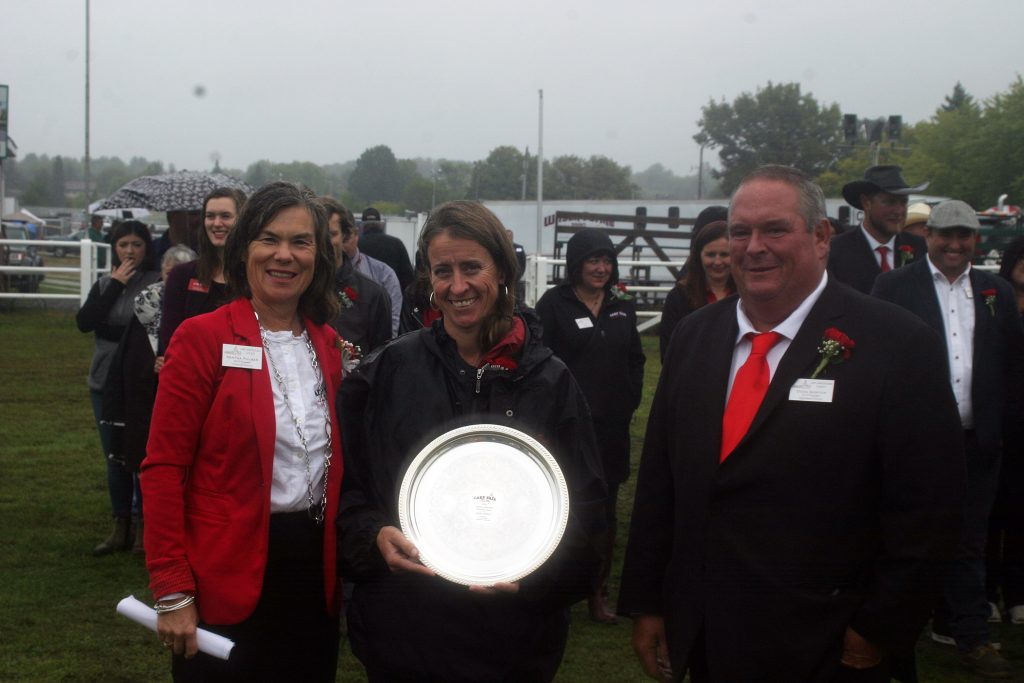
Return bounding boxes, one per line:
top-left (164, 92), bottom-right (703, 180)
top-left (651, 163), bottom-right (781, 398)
top-left (535, 282), bottom-right (645, 421)
top-left (619, 281), bottom-right (964, 682)
top-left (331, 256), bottom-right (392, 354)
top-left (828, 227), bottom-right (926, 294)
top-left (871, 260), bottom-right (1024, 457)
top-left (358, 226), bottom-right (415, 292)
top-left (337, 312), bottom-right (607, 681)
top-left (659, 284), bottom-right (695, 362)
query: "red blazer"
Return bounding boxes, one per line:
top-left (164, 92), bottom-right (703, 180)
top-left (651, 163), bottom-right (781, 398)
top-left (141, 297), bottom-right (344, 625)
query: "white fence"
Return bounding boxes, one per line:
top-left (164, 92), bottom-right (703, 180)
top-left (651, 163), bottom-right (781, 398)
top-left (1, 243), bottom-right (1000, 332)
top-left (0, 238), bottom-right (110, 304)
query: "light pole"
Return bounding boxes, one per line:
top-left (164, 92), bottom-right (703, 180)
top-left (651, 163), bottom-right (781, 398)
top-left (535, 89), bottom-right (544, 257)
top-left (84, 0), bottom-right (91, 206)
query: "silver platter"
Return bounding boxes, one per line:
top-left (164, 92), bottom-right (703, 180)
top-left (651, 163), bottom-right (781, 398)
top-left (398, 424), bottom-right (570, 586)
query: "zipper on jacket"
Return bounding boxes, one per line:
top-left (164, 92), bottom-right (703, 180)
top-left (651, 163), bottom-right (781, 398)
top-left (475, 367), bottom-right (486, 394)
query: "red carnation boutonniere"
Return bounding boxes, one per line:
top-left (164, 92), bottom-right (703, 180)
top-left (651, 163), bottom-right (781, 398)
top-left (612, 282), bottom-right (633, 301)
top-left (810, 327), bottom-right (855, 379)
top-left (898, 245), bottom-right (915, 266)
top-left (981, 288), bottom-right (997, 317)
top-left (335, 335), bottom-right (362, 373)
top-left (338, 286), bottom-right (359, 309)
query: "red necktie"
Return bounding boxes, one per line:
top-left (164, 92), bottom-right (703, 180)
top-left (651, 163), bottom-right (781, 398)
top-left (720, 332), bottom-right (782, 461)
top-left (876, 246), bottom-right (891, 272)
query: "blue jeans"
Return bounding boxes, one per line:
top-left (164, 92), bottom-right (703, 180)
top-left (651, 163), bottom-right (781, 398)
top-left (89, 389), bottom-right (141, 519)
top-left (936, 431), bottom-right (1001, 651)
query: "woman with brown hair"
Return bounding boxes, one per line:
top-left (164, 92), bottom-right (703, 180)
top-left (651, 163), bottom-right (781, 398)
top-left (659, 220), bottom-right (734, 361)
top-left (338, 200), bottom-right (606, 682)
top-left (142, 181), bottom-right (344, 681)
top-left (158, 187), bottom-right (247, 355)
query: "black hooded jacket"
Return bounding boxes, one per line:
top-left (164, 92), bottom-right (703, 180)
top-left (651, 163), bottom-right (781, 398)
top-left (536, 228), bottom-right (645, 422)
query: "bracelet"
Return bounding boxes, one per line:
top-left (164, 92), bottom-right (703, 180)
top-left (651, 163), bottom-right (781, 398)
top-left (153, 594), bottom-right (195, 614)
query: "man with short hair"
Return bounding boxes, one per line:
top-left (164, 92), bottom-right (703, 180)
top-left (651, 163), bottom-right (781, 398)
top-left (357, 207), bottom-right (415, 292)
top-left (321, 197), bottom-right (392, 354)
top-left (619, 165), bottom-right (964, 682)
top-left (829, 165), bottom-right (929, 293)
top-left (872, 200), bottom-right (1024, 679)
top-left (339, 207), bottom-right (401, 336)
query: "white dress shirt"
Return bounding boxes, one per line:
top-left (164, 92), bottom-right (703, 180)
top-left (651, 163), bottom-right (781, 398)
top-left (726, 272), bottom-right (829, 403)
top-left (927, 258), bottom-right (975, 428)
top-left (263, 329), bottom-right (330, 513)
top-left (860, 225), bottom-right (896, 269)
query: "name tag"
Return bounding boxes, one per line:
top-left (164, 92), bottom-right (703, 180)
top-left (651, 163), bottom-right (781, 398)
top-left (789, 378), bottom-right (834, 403)
top-left (575, 317), bottom-right (593, 329)
top-left (187, 278), bottom-right (210, 293)
top-left (222, 344), bottom-right (263, 370)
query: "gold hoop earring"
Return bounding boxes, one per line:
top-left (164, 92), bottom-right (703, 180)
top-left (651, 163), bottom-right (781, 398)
top-left (429, 291), bottom-right (440, 311)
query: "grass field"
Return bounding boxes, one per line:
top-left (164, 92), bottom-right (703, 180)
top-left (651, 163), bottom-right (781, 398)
top-left (0, 307), bottom-right (1020, 681)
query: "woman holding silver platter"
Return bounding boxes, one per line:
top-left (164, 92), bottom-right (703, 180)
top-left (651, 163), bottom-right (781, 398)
top-left (338, 201), bottom-right (608, 682)
top-left (141, 182), bottom-right (344, 682)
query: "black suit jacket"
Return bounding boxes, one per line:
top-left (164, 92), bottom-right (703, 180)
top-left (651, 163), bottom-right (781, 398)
top-left (618, 280), bottom-right (964, 682)
top-left (871, 260), bottom-right (1024, 456)
top-left (828, 228), bottom-right (926, 294)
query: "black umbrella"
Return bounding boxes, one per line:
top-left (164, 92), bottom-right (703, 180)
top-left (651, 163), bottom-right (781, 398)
top-left (96, 170), bottom-right (252, 212)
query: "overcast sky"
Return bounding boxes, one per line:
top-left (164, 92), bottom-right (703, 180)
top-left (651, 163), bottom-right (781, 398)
top-left (4, 0), bottom-right (1022, 178)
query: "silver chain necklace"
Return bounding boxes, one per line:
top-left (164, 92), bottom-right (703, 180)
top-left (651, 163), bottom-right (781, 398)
top-left (254, 310), bottom-right (332, 525)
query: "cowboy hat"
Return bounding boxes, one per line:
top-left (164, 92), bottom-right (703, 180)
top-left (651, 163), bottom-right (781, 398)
top-left (904, 202), bottom-right (931, 228)
top-left (841, 165), bottom-right (929, 209)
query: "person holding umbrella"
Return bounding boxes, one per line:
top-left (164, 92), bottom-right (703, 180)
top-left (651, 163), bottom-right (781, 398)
top-left (141, 182), bottom-right (344, 681)
top-left (158, 187), bottom-right (247, 357)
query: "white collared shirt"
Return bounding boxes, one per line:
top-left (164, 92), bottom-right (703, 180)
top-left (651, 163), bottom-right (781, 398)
top-left (263, 329), bottom-right (330, 513)
top-left (927, 257), bottom-right (975, 428)
top-left (726, 271), bottom-right (829, 404)
top-left (860, 225), bottom-right (896, 269)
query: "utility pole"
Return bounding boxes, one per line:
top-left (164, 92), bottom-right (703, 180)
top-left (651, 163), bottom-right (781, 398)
top-left (535, 90), bottom-right (544, 256)
top-left (84, 0), bottom-right (91, 206)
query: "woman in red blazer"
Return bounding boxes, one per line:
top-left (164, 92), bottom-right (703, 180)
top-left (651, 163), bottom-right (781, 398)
top-left (141, 182), bottom-right (344, 682)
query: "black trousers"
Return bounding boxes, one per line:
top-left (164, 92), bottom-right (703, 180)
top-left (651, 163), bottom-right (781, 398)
top-left (171, 512), bottom-right (340, 683)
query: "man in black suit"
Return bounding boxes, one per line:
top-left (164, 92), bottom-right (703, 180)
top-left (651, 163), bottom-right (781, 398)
top-left (828, 166), bottom-right (929, 293)
top-left (357, 206), bottom-right (415, 291)
top-left (619, 165), bottom-right (964, 682)
top-left (872, 200), bottom-right (1024, 679)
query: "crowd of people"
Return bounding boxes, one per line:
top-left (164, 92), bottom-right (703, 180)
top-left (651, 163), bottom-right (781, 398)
top-left (74, 164), bottom-right (1024, 682)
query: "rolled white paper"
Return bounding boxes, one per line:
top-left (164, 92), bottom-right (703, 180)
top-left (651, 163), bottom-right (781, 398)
top-left (116, 595), bottom-right (235, 660)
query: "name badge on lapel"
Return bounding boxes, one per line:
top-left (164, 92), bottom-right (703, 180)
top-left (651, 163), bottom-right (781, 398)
top-left (187, 278), bottom-right (210, 293)
top-left (575, 317), bottom-right (593, 329)
top-left (222, 344), bottom-right (263, 370)
top-left (789, 378), bottom-right (834, 403)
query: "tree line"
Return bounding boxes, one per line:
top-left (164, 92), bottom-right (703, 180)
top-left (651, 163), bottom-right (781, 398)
top-left (5, 145), bottom-right (717, 213)
top-left (697, 78), bottom-right (1024, 210)
top-left (13, 77), bottom-right (1017, 214)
